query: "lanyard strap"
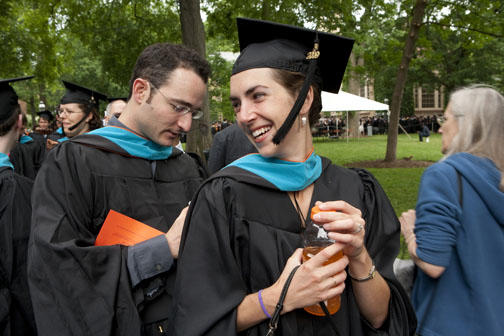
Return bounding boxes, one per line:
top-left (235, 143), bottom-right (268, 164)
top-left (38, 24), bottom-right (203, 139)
top-left (264, 266), bottom-right (342, 336)
top-left (266, 265), bottom-right (301, 336)
top-left (319, 301), bottom-right (341, 336)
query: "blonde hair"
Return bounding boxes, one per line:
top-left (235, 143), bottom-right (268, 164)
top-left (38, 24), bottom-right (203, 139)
top-left (445, 85), bottom-right (504, 188)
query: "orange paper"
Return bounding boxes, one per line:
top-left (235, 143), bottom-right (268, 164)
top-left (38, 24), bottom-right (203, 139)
top-left (95, 210), bottom-right (164, 246)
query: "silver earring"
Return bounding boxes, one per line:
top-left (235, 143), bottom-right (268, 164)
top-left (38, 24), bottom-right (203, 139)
top-left (301, 116), bottom-right (307, 126)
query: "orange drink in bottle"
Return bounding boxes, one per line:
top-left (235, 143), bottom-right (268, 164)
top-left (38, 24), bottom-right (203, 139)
top-left (302, 206), bottom-right (343, 316)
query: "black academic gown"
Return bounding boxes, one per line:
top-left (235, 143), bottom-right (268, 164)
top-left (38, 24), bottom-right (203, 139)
top-left (28, 134), bottom-right (206, 335)
top-left (207, 123), bottom-right (258, 175)
top-left (28, 132), bottom-right (47, 144)
top-left (46, 130), bottom-right (65, 142)
top-left (9, 140), bottom-right (45, 180)
top-left (0, 167), bottom-right (36, 335)
top-left (173, 157), bottom-right (416, 335)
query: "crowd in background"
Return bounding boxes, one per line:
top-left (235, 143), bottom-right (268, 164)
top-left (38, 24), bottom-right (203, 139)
top-left (398, 115), bottom-right (441, 134)
top-left (210, 114), bottom-right (442, 139)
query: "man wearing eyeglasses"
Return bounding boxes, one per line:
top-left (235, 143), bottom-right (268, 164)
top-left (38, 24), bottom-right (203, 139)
top-left (28, 43), bottom-right (210, 335)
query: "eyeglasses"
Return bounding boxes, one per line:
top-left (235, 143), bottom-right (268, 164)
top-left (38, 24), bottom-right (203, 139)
top-left (436, 116), bottom-right (446, 126)
top-left (149, 82), bottom-right (204, 120)
top-left (58, 108), bottom-right (83, 117)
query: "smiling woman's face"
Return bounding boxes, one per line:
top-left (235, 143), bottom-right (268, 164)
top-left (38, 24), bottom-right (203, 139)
top-left (38, 117), bottom-right (50, 130)
top-left (230, 68), bottom-right (309, 160)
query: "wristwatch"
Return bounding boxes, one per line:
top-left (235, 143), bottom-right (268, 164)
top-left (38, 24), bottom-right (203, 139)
top-left (349, 264), bottom-right (376, 282)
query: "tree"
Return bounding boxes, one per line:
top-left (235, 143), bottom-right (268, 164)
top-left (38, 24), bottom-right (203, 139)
top-left (202, 0), bottom-right (400, 126)
top-left (413, 0), bottom-right (504, 95)
top-left (178, 0), bottom-right (211, 161)
top-left (0, 0), bottom-right (65, 125)
top-left (57, 0), bottom-right (181, 93)
top-left (205, 39), bottom-right (235, 121)
top-left (385, 0), bottom-right (428, 162)
top-left (5, 0), bottom-right (503, 146)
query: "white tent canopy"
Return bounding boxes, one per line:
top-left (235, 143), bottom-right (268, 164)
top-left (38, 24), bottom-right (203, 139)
top-left (321, 90), bottom-right (389, 112)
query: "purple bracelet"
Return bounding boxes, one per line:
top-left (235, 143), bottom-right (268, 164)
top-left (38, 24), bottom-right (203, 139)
top-left (258, 289), bottom-right (271, 318)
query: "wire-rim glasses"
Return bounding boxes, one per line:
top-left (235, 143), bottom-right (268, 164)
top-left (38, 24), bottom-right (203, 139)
top-left (149, 81), bottom-right (203, 120)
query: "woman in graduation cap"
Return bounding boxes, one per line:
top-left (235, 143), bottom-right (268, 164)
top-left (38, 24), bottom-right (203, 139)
top-left (173, 18), bottom-right (416, 336)
top-left (46, 81), bottom-right (105, 148)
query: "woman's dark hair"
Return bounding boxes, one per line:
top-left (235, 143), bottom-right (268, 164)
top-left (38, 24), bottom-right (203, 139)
top-left (271, 69), bottom-right (322, 127)
top-left (79, 103), bottom-right (102, 131)
top-left (0, 105), bottom-right (20, 136)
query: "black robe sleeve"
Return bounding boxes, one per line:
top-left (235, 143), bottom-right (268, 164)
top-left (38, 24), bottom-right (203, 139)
top-left (350, 168), bottom-right (417, 335)
top-left (28, 144), bottom-right (142, 335)
top-left (0, 168), bottom-right (36, 335)
top-left (174, 177), bottom-right (246, 335)
top-left (9, 140), bottom-right (45, 180)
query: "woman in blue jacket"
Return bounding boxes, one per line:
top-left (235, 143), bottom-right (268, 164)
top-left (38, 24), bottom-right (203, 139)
top-left (400, 85), bottom-right (504, 336)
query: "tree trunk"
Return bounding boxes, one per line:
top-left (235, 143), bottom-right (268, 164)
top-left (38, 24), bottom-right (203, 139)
top-left (347, 53), bottom-right (361, 138)
top-left (384, 0), bottom-right (428, 162)
top-left (178, 0), bottom-right (211, 163)
top-left (260, 0), bottom-right (272, 20)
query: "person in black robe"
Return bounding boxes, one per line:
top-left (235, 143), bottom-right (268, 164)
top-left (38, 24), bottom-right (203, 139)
top-left (9, 128), bottom-right (46, 180)
top-left (207, 122), bottom-right (258, 174)
top-left (28, 43), bottom-right (211, 335)
top-left (32, 110), bottom-right (56, 138)
top-left (173, 18), bottom-right (416, 335)
top-left (9, 104), bottom-right (46, 180)
top-left (45, 123), bottom-right (65, 146)
top-left (44, 81), bottom-right (107, 151)
top-left (0, 76), bottom-right (37, 335)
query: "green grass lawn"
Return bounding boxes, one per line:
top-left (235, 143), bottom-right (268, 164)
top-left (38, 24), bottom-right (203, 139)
top-left (314, 133), bottom-right (443, 165)
top-left (314, 133), bottom-right (444, 258)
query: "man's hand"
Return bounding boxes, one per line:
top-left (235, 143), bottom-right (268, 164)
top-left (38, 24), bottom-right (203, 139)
top-left (165, 206), bottom-right (189, 259)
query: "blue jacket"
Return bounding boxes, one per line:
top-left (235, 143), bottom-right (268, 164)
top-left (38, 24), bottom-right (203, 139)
top-left (412, 153), bottom-right (504, 336)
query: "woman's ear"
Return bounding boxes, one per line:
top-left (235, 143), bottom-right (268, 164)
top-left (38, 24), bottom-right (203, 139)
top-left (85, 112), bottom-right (94, 123)
top-left (15, 113), bottom-right (23, 131)
top-left (300, 86), bottom-right (314, 118)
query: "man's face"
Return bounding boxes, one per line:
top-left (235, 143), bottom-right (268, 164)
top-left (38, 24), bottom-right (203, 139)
top-left (135, 68), bottom-right (207, 147)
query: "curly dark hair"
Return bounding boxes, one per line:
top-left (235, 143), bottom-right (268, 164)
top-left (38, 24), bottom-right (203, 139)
top-left (271, 69), bottom-right (322, 127)
top-left (0, 105), bottom-right (20, 136)
top-left (78, 103), bottom-right (102, 131)
top-left (129, 43), bottom-right (211, 99)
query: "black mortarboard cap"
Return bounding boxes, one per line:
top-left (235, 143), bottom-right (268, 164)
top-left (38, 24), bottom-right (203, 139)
top-left (37, 110), bottom-right (54, 121)
top-left (232, 18), bottom-right (354, 144)
top-left (60, 80), bottom-right (107, 107)
top-left (0, 76), bottom-right (34, 124)
top-left (232, 18), bottom-right (354, 94)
